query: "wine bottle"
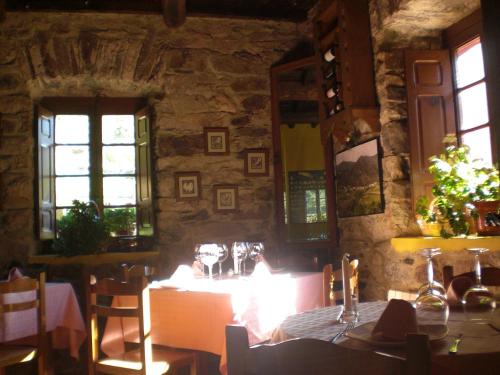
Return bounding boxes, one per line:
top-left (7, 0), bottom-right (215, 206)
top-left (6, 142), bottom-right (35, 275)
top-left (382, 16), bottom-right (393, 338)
top-left (323, 47), bottom-right (337, 62)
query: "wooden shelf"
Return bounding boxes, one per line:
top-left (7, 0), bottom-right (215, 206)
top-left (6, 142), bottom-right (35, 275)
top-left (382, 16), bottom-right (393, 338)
top-left (28, 251), bottom-right (160, 266)
top-left (391, 236), bottom-right (500, 253)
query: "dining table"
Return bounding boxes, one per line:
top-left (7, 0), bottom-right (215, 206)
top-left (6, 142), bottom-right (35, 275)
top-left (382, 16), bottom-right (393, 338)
top-left (271, 301), bottom-right (500, 374)
top-left (100, 271), bottom-right (324, 374)
top-left (0, 282), bottom-right (86, 359)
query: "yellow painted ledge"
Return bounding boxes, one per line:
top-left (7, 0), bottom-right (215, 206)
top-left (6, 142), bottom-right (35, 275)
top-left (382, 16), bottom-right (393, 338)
top-left (391, 236), bottom-right (500, 253)
top-left (28, 251), bottom-right (160, 266)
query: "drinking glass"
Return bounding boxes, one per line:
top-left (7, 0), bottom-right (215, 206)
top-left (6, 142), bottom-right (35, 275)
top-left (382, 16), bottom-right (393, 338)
top-left (462, 248), bottom-right (496, 321)
top-left (415, 248), bottom-right (449, 329)
top-left (217, 244), bottom-right (229, 279)
top-left (417, 248), bottom-right (446, 298)
top-left (248, 242), bottom-right (265, 263)
top-left (231, 242), bottom-right (249, 275)
top-left (194, 243), bottom-right (220, 279)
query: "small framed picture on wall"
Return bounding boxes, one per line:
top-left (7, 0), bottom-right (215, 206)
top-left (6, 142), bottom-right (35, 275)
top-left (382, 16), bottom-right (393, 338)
top-left (204, 127), bottom-right (230, 155)
top-left (244, 148), bottom-right (269, 176)
top-left (213, 185), bottom-right (238, 213)
top-left (175, 172), bottom-right (201, 201)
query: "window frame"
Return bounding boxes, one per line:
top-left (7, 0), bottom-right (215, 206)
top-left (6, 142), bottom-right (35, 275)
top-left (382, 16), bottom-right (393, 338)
top-left (445, 9), bottom-right (496, 164)
top-left (35, 97), bottom-right (155, 247)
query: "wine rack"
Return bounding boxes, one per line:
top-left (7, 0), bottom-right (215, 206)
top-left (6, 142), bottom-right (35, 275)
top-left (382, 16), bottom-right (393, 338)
top-left (313, 0), bottom-right (380, 144)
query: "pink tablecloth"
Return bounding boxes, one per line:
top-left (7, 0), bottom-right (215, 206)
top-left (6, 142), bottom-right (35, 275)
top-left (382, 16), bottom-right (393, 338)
top-left (101, 272), bottom-right (323, 372)
top-left (0, 282), bottom-right (86, 358)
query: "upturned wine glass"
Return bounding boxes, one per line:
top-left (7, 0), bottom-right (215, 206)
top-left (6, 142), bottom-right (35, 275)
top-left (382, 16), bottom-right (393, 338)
top-left (217, 244), bottom-right (228, 279)
top-left (417, 248), bottom-right (447, 298)
top-left (462, 248), bottom-right (496, 321)
top-left (231, 242), bottom-right (249, 275)
top-left (248, 242), bottom-right (265, 263)
top-left (415, 248), bottom-right (449, 328)
top-left (194, 243), bottom-right (220, 279)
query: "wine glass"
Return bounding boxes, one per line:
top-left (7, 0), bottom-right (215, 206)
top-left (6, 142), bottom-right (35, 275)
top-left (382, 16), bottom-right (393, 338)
top-left (217, 244), bottom-right (228, 279)
top-left (248, 242), bottom-right (265, 263)
top-left (194, 244), bottom-right (204, 276)
top-left (417, 248), bottom-right (446, 297)
top-left (462, 248), bottom-right (497, 322)
top-left (195, 243), bottom-right (220, 279)
top-left (231, 242), bottom-right (249, 275)
top-left (415, 248), bottom-right (449, 329)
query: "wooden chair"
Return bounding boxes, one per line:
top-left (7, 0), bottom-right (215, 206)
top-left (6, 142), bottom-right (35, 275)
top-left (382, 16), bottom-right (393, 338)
top-left (121, 264), bottom-right (157, 282)
top-left (86, 275), bottom-right (197, 375)
top-left (226, 325), bottom-right (430, 375)
top-left (323, 259), bottom-right (359, 307)
top-left (0, 272), bottom-right (47, 375)
top-left (443, 265), bottom-right (500, 289)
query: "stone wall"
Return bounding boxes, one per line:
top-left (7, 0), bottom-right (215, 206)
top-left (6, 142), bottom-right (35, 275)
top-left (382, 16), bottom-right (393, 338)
top-left (0, 12), bottom-right (301, 274)
top-left (334, 0), bottom-right (500, 301)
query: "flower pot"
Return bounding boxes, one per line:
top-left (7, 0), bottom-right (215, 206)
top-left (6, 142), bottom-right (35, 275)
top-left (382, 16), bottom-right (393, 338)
top-left (474, 200), bottom-right (500, 236)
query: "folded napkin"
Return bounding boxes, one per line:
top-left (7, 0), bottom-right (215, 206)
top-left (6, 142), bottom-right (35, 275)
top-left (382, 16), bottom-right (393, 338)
top-left (372, 299), bottom-right (418, 341)
top-left (446, 276), bottom-right (474, 306)
top-left (7, 267), bottom-right (24, 281)
top-left (251, 261), bottom-right (272, 279)
top-left (191, 261), bottom-right (204, 277)
top-left (170, 264), bottom-right (196, 283)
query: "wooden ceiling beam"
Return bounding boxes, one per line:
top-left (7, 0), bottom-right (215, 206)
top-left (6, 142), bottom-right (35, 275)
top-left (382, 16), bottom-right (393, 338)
top-left (161, 0), bottom-right (186, 28)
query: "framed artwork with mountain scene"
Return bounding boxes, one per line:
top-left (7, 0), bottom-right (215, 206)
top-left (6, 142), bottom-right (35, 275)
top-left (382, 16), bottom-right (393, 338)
top-left (175, 172), bottom-right (201, 201)
top-left (335, 138), bottom-right (384, 218)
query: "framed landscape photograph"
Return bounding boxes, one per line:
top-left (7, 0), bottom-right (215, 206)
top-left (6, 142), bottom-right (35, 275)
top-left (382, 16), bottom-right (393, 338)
top-left (175, 172), bottom-right (201, 201)
top-left (244, 148), bottom-right (269, 176)
top-left (335, 138), bottom-right (384, 218)
top-left (213, 185), bottom-right (238, 213)
top-left (204, 127), bottom-right (229, 155)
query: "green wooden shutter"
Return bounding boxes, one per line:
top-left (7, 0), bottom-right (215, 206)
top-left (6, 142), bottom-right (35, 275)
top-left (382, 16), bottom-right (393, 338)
top-left (135, 107), bottom-right (154, 236)
top-left (405, 50), bottom-right (456, 210)
top-left (37, 105), bottom-right (56, 239)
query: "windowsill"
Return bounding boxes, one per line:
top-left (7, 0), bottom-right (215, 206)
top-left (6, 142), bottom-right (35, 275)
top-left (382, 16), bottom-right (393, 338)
top-left (391, 236), bottom-right (500, 253)
top-left (28, 250), bottom-right (160, 266)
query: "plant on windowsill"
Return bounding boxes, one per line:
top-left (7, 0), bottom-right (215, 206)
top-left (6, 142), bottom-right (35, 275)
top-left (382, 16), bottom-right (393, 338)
top-left (103, 208), bottom-right (136, 236)
top-left (416, 135), bottom-right (499, 238)
top-left (52, 200), bottom-right (110, 257)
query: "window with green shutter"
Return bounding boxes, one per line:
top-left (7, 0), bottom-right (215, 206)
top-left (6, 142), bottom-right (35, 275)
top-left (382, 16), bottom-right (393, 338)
top-left (36, 97), bottom-right (154, 247)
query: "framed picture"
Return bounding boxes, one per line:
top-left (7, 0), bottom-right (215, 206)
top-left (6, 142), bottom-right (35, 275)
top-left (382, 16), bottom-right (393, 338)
top-left (204, 127), bottom-right (229, 155)
top-left (175, 172), bottom-right (201, 201)
top-left (244, 148), bottom-right (269, 176)
top-left (335, 138), bottom-right (384, 218)
top-left (213, 185), bottom-right (238, 213)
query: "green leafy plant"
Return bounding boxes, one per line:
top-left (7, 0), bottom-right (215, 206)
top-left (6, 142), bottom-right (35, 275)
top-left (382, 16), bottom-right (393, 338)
top-left (103, 208), bottom-right (136, 236)
top-left (417, 136), bottom-right (499, 238)
top-left (52, 200), bottom-right (110, 256)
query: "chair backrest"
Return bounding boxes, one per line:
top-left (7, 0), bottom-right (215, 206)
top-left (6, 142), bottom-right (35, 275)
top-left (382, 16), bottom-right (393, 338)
top-left (323, 260), bottom-right (359, 307)
top-left (121, 264), bottom-right (157, 282)
top-left (443, 265), bottom-right (500, 289)
top-left (0, 272), bottom-right (47, 372)
top-left (226, 325), bottom-right (430, 375)
top-left (86, 275), bottom-right (152, 375)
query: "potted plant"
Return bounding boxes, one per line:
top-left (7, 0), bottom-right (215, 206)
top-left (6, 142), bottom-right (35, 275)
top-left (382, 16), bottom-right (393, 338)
top-left (417, 136), bottom-right (499, 238)
top-left (103, 208), bottom-right (136, 236)
top-left (52, 200), bottom-right (110, 256)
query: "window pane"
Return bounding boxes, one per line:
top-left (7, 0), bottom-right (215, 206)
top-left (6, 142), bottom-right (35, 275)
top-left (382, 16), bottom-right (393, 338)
top-left (55, 115), bottom-right (89, 144)
top-left (461, 128), bottom-right (492, 166)
top-left (102, 146), bottom-right (135, 174)
top-left (457, 83), bottom-right (489, 130)
top-left (55, 146), bottom-right (89, 175)
top-left (103, 176), bottom-right (136, 205)
top-left (56, 176), bottom-right (90, 206)
top-left (455, 39), bottom-right (484, 89)
top-left (102, 115), bottom-right (135, 144)
top-left (103, 207), bottom-right (137, 236)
